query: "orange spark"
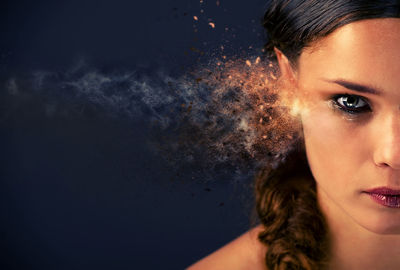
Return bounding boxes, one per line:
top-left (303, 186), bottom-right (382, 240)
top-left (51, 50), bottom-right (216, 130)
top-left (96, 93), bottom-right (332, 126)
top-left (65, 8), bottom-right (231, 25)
top-left (209, 22), bottom-right (215, 28)
top-left (246, 60), bottom-right (252, 67)
top-left (193, 16), bottom-right (198, 21)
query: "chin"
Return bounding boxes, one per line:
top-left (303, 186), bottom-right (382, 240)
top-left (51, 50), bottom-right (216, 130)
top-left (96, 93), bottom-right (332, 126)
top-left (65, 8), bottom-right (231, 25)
top-left (357, 213), bottom-right (400, 235)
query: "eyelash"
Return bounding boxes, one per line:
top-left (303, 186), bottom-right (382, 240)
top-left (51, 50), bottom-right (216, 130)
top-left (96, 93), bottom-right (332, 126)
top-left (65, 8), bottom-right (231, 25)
top-left (330, 94), bottom-right (372, 115)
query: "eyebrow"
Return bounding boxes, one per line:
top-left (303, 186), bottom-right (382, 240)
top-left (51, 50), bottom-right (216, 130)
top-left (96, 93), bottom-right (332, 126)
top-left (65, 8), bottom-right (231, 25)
top-left (322, 79), bottom-right (382, 95)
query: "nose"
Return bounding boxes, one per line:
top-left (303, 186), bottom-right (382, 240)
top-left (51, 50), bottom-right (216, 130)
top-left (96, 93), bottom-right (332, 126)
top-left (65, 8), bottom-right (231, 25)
top-left (373, 114), bottom-right (400, 170)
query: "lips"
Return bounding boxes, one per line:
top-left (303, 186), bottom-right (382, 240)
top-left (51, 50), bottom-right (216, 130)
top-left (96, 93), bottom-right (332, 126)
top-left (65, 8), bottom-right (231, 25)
top-left (364, 187), bottom-right (400, 208)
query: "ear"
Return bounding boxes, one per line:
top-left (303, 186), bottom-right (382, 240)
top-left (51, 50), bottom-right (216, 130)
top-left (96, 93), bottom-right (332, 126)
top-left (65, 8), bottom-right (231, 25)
top-left (274, 47), bottom-right (297, 86)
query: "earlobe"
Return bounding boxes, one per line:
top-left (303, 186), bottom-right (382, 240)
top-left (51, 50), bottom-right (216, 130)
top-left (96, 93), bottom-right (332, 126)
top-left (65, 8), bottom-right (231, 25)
top-left (274, 47), bottom-right (297, 85)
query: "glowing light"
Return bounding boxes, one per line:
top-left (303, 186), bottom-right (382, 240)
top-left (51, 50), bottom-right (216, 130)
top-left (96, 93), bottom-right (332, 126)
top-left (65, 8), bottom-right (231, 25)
top-left (209, 22), bottom-right (215, 28)
top-left (193, 16), bottom-right (198, 21)
top-left (290, 99), bottom-right (302, 116)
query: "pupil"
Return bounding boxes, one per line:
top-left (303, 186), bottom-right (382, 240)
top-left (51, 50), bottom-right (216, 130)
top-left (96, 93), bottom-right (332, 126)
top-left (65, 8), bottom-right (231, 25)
top-left (345, 96), bottom-right (356, 107)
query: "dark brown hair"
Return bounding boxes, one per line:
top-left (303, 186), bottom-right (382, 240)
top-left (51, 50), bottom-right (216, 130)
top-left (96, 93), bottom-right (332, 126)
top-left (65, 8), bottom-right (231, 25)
top-left (256, 143), bottom-right (330, 269)
top-left (256, 1), bottom-right (400, 269)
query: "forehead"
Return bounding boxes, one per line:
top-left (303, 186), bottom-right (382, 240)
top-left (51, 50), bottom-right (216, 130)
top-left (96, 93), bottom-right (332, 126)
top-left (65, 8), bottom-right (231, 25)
top-left (298, 18), bottom-right (400, 92)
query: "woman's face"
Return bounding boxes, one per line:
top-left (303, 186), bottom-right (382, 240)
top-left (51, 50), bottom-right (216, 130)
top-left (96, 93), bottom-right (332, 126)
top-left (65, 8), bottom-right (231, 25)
top-left (297, 18), bottom-right (400, 234)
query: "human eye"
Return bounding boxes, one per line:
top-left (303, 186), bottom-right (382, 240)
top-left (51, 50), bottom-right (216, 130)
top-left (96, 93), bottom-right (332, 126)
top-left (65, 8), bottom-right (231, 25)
top-left (330, 94), bottom-right (371, 115)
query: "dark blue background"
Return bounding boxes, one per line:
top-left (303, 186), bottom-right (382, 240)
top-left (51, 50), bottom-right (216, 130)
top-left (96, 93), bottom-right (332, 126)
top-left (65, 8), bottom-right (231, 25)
top-left (0, 1), bottom-right (268, 269)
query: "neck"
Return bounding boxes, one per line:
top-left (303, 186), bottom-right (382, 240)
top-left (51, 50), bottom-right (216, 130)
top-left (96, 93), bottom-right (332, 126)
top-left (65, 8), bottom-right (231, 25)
top-left (317, 186), bottom-right (400, 270)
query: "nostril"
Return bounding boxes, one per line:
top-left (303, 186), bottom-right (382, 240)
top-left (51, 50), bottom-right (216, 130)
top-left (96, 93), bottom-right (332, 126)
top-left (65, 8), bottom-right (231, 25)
top-left (376, 162), bottom-right (390, 168)
top-left (376, 161), bottom-right (400, 170)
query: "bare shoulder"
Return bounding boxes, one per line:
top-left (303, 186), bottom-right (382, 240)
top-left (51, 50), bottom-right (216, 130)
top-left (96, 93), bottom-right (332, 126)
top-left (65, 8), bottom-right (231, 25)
top-left (187, 225), bottom-right (268, 270)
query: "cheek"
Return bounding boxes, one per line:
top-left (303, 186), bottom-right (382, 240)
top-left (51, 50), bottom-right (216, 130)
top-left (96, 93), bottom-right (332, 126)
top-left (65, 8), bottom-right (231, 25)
top-left (301, 109), bottom-right (367, 189)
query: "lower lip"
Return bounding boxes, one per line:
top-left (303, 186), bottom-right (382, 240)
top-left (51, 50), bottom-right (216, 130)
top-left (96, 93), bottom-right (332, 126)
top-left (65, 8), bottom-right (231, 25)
top-left (366, 193), bottom-right (400, 208)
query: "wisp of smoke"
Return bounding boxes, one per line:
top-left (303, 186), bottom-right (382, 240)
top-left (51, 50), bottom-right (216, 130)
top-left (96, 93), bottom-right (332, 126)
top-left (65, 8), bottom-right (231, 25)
top-left (2, 56), bottom-right (304, 182)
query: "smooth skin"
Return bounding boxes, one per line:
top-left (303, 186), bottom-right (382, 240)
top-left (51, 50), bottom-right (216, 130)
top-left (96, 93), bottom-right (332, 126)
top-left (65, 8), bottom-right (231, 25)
top-left (189, 18), bottom-right (400, 270)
